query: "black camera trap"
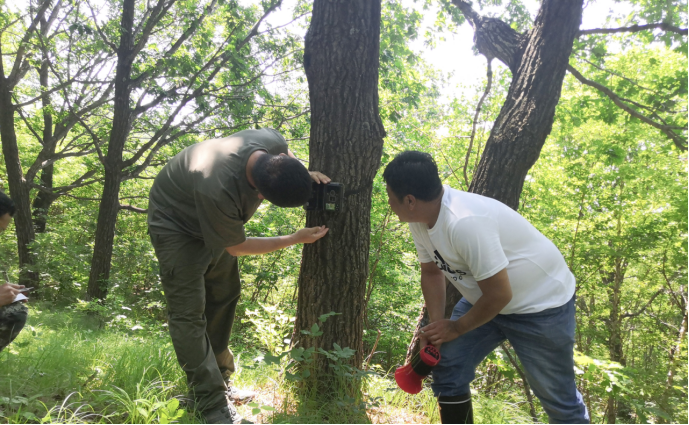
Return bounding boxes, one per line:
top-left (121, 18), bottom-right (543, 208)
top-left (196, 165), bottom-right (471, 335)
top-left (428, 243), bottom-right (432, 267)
top-left (304, 182), bottom-right (345, 212)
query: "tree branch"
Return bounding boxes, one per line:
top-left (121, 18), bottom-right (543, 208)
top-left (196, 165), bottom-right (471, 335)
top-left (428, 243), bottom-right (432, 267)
top-left (85, 0), bottom-right (118, 52)
top-left (30, 168), bottom-right (99, 194)
top-left (165, 0), bottom-right (218, 57)
top-left (567, 65), bottom-right (687, 151)
top-left (129, 0), bottom-right (176, 63)
top-left (464, 59), bottom-right (492, 188)
top-left (235, 0), bottom-right (283, 51)
top-left (7, 0), bottom-right (51, 85)
top-left (620, 289), bottom-right (664, 319)
top-left (119, 204), bottom-right (148, 213)
top-left (451, 0), bottom-right (524, 71)
top-left (579, 23), bottom-right (688, 36)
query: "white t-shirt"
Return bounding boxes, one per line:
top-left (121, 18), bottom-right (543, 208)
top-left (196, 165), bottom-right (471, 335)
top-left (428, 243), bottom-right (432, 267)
top-left (409, 186), bottom-right (575, 314)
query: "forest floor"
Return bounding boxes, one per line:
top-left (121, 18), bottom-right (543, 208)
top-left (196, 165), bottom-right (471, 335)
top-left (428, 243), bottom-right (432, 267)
top-left (0, 305), bottom-right (533, 424)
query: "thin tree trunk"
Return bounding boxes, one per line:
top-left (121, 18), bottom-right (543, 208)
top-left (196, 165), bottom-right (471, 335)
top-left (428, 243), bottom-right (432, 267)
top-left (86, 0), bottom-right (135, 300)
top-left (33, 33), bottom-right (57, 234)
top-left (294, 0), bottom-right (385, 389)
top-left (501, 343), bottom-right (539, 422)
top-left (32, 168), bottom-right (57, 233)
top-left (665, 304), bottom-right (687, 391)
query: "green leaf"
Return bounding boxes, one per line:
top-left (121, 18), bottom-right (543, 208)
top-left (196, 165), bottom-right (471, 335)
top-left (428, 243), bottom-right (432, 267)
top-left (166, 398), bottom-right (179, 411)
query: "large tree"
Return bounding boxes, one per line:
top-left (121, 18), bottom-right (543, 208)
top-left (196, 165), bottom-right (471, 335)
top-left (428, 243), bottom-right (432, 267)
top-left (293, 0), bottom-right (386, 389)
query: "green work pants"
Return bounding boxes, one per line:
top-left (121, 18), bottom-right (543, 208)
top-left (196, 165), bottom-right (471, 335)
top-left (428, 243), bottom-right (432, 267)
top-left (150, 231), bottom-right (240, 412)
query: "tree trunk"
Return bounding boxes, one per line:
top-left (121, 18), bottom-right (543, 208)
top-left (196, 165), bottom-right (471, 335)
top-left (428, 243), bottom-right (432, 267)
top-left (666, 302), bottom-right (687, 389)
top-left (603, 256), bottom-right (628, 425)
top-left (33, 39), bottom-right (57, 234)
top-left (294, 0), bottom-right (385, 387)
top-left (32, 167), bottom-right (57, 233)
top-left (86, 0), bottom-right (135, 300)
top-left (467, 0), bottom-right (584, 209)
top-left (660, 302), bottom-right (687, 421)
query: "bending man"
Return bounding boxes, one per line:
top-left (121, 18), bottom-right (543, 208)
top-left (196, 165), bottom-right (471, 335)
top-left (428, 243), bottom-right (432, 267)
top-left (383, 151), bottom-right (588, 424)
top-left (148, 128), bottom-right (329, 423)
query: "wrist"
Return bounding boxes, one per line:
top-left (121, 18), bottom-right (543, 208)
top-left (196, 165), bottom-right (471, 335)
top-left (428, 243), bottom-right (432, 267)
top-left (288, 232), bottom-right (301, 245)
top-left (452, 318), bottom-right (465, 336)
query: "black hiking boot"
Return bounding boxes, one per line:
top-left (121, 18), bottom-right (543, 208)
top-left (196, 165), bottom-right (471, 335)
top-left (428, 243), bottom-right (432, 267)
top-left (203, 401), bottom-right (248, 424)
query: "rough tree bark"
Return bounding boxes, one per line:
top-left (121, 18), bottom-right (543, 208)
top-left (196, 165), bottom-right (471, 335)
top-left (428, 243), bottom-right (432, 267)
top-left (294, 0), bottom-right (385, 383)
top-left (463, 0), bottom-right (584, 209)
top-left (404, 0), bottom-right (584, 362)
top-left (86, 0), bottom-right (136, 300)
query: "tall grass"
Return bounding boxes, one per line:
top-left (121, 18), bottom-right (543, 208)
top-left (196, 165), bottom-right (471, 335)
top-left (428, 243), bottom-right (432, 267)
top-left (2, 307), bottom-right (537, 424)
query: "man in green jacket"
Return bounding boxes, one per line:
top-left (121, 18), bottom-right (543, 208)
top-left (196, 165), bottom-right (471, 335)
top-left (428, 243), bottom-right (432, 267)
top-left (148, 128), bottom-right (329, 423)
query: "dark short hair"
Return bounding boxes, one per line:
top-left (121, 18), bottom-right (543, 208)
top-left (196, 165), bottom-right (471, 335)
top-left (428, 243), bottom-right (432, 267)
top-left (0, 190), bottom-right (16, 217)
top-left (252, 154), bottom-right (312, 207)
top-left (383, 151), bottom-right (443, 202)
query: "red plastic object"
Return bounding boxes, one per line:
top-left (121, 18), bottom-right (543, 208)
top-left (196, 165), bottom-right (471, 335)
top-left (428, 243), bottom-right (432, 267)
top-left (394, 345), bottom-right (441, 394)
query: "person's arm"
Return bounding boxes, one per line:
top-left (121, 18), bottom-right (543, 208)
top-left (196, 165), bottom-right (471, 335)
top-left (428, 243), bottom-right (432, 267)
top-left (226, 225), bottom-right (328, 256)
top-left (421, 268), bottom-right (512, 346)
top-left (419, 261), bottom-right (446, 348)
top-left (0, 283), bottom-right (24, 307)
top-left (421, 262), bottom-right (446, 324)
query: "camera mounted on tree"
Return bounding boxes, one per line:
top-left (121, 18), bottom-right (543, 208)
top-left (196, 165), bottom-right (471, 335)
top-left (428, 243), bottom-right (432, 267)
top-left (304, 182), bottom-right (344, 212)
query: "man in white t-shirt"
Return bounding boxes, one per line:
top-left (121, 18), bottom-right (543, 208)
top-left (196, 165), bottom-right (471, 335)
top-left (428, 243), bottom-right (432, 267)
top-left (383, 151), bottom-right (588, 424)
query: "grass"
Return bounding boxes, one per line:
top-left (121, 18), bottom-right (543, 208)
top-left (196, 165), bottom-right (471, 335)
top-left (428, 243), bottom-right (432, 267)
top-left (1, 306), bottom-right (537, 424)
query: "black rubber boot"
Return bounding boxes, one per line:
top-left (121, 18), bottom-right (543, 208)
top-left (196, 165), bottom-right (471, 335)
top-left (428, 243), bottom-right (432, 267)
top-left (438, 393), bottom-right (473, 424)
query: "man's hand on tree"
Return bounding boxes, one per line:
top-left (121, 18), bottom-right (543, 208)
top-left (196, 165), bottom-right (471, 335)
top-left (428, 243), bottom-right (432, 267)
top-left (309, 171), bottom-right (331, 184)
top-left (292, 225), bottom-right (329, 244)
top-left (421, 319), bottom-right (463, 346)
top-left (0, 283), bottom-right (24, 307)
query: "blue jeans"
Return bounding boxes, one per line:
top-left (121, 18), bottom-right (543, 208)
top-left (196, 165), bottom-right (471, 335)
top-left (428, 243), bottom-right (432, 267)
top-left (431, 295), bottom-right (589, 424)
